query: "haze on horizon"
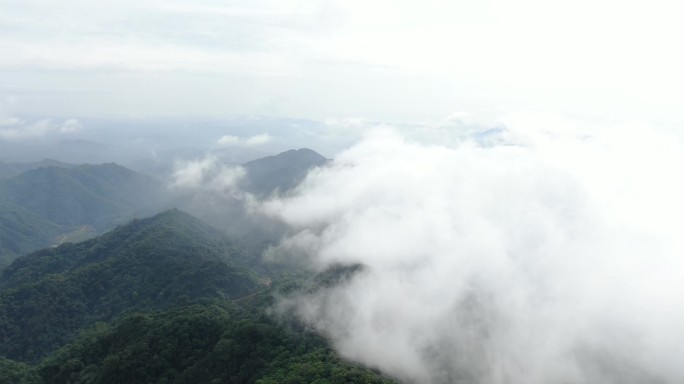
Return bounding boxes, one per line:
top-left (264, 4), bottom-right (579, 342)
top-left (1, 0), bottom-right (684, 128)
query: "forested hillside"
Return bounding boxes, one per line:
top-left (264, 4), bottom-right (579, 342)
top-left (35, 301), bottom-right (394, 384)
top-left (0, 209), bottom-right (396, 383)
top-left (0, 209), bottom-right (258, 362)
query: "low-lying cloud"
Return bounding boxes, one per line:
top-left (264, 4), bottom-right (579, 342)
top-left (0, 117), bottom-right (82, 140)
top-left (217, 133), bottom-right (272, 147)
top-left (263, 120), bottom-right (684, 383)
top-left (171, 156), bottom-right (245, 192)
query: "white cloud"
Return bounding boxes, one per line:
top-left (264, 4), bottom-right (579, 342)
top-left (171, 156), bottom-right (245, 191)
top-left (60, 118), bottom-right (82, 133)
top-left (264, 121), bottom-right (684, 383)
top-left (0, 117), bottom-right (82, 140)
top-left (217, 135), bottom-right (240, 145)
top-left (0, 116), bottom-right (22, 126)
top-left (245, 133), bottom-right (272, 146)
top-left (215, 133), bottom-right (272, 147)
top-left (317, 113), bottom-right (506, 154)
top-left (0, 119), bottom-right (51, 140)
top-left (322, 117), bottom-right (368, 139)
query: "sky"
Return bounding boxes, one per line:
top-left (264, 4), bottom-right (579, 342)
top-left (2, 0), bottom-right (684, 126)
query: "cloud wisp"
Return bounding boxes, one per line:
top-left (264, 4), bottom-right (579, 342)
top-left (171, 156), bottom-right (245, 192)
top-left (217, 133), bottom-right (272, 147)
top-left (263, 122), bottom-right (684, 384)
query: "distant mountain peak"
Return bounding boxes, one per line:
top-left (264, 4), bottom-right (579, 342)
top-left (242, 148), bottom-right (327, 196)
top-left (245, 148), bottom-right (326, 163)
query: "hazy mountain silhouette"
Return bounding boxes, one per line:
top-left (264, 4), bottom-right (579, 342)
top-left (242, 148), bottom-right (327, 196)
top-left (0, 159), bottom-right (76, 180)
top-left (0, 163), bottom-right (165, 265)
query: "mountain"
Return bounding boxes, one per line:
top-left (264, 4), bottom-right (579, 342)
top-left (213, 145), bottom-right (272, 164)
top-left (0, 159), bottom-right (77, 180)
top-left (0, 163), bottom-right (166, 265)
top-left (0, 163), bottom-right (162, 229)
top-left (0, 204), bottom-right (64, 265)
top-left (0, 209), bottom-right (259, 363)
top-left (34, 302), bottom-right (395, 384)
top-left (0, 209), bottom-right (396, 383)
top-left (242, 148), bottom-right (327, 196)
top-left (170, 148), bottom-right (328, 252)
top-left (128, 146), bottom-right (272, 183)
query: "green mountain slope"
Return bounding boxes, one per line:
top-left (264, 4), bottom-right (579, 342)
top-left (0, 163), bottom-right (165, 265)
top-left (0, 163), bottom-right (161, 229)
top-left (34, 302), bottom-right (394, 384)
top-left (0, 209), bottom-right (396, 384)
top-left (0, 209), bottom-right (259, 362)
top-left (0, 205), bottom-right (63, 263)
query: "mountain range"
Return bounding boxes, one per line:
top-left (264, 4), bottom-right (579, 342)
top-left (0, 159), bottom-right (77, 180)
top-left (0, 148), bottom-right (396, 383)
top-left (0, 163), bottom-right (164, 265)
top-left (0, 147), bottom-right (327, 266)
top-left (0, 208), bottom-right (393, 383)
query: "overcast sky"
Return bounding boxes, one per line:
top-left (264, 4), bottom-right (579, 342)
top-left (1, 0), bottom-right (684, 125)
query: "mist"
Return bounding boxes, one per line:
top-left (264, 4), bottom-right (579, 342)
top-left (260, 119), bottom-right (684, 384)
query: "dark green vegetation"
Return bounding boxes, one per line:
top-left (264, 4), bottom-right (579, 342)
top-left (0, 209), bottom-right (257, 363)
top-left (0, 209), bottom-right (395, 384)
top-left (35, 302), bottom-right (392, 384)
top-left (0, 163), bottom-right (164, 265)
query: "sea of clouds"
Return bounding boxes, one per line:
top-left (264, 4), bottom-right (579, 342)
top-left (260, 115), bottom-right (684, 384)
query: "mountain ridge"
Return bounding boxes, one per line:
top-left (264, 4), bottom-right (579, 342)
top-left (242, 147), bottom-right (327, 196)
top-left (0, 162), bottom-right (165, 265)
top-left (0, 209), bottom-right (259, 362)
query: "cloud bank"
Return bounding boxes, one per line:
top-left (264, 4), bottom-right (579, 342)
top-left (263, 121), bottom-right (684, 384)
